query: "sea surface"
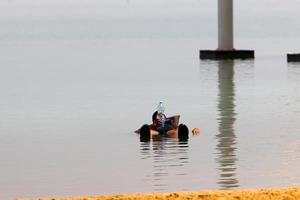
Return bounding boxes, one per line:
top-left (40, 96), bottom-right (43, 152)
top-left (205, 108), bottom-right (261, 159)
top-left (1, 0), bottom-right (300, 199)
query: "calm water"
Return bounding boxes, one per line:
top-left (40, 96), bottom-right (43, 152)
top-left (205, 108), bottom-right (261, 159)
top-left (2, 0), bottom-right (300, 199)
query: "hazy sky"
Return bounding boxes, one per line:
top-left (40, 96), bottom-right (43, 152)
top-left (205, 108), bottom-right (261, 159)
top-left (1, 0), bottom-right (299, 17)
top-left (1, 0), bottom-right (300, 40)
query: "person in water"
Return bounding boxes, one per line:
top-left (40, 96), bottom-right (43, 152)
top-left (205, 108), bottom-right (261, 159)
top-left (151, 111), bottom-right (175, 134)
top-left (139, 111), bottom-right (189, 142)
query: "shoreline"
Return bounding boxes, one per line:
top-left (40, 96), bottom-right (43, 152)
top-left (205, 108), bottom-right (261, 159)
top-left (21, 188), bottom-right (300, 200)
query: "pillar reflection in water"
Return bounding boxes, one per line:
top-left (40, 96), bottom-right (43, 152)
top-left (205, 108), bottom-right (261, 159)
top-left (216, 60), bottom-right (239, 189)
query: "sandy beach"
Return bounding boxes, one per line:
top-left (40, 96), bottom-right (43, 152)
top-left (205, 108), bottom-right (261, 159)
top-left (22, 188), bottom-right (300, 200)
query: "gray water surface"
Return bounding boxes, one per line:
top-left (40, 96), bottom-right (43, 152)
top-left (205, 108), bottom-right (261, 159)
top-left (2, 1), bottom-right (300, 199)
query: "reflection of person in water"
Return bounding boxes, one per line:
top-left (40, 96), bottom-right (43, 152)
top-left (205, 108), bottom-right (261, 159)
top-left (137, 111), bottom-right (189, 142)
top-left (139, 132), bottom-right (190, 191)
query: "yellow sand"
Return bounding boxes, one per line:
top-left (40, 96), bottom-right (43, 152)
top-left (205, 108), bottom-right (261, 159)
top-left (23, 188), bottom-right (300, 200)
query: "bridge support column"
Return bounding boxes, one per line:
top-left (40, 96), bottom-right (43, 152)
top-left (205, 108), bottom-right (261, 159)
top-left (200, 0), bottom-right (254, 60)
top-left (218, 0), bottom-right (233, 50)
top-left (287, 53), bottom-right (300, 62)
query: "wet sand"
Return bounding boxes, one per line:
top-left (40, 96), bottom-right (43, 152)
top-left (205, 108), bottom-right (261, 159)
top-left (24, 188), bottom-right (300, 200)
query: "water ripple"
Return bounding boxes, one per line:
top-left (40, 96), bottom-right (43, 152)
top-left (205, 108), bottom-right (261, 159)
top-left (216, 60), bottom-right (239, 190)
top-left (139, 137), bottom-right (190, 192)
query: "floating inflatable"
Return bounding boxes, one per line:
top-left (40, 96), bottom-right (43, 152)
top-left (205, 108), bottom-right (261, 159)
top-left (135, 115), bottom-right (189, 142)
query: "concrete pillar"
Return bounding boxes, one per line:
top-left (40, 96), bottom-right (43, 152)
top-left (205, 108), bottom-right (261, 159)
top-left (218, 0), bottom-right (234, 50)
top-left (199, 0), bottom-right (254, 59)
